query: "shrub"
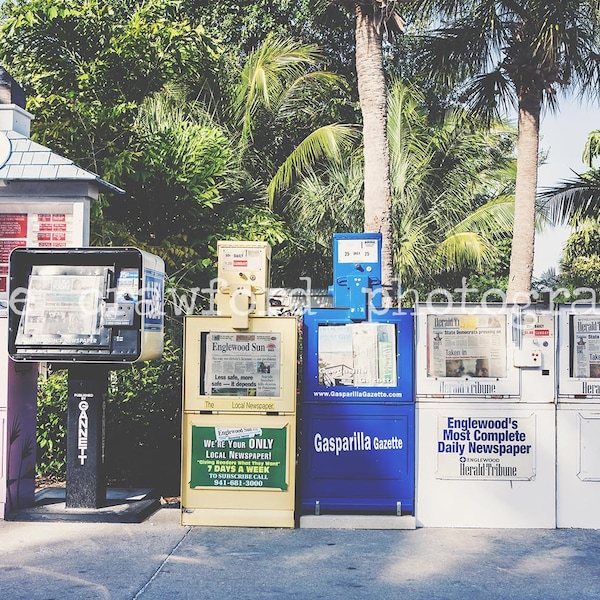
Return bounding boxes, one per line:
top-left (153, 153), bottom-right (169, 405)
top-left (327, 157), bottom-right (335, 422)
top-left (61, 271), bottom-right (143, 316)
top-left (36, 335), bottom-right (183, 495)
top-left (36, 369), bottom-right (68, 481)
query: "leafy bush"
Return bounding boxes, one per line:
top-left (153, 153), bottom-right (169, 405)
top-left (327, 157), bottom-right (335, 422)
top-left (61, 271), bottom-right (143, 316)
top-left (36, 334), bottom-right (183, 495)
top-left (105, 337), bottom-right (182, 493)
top-left (36, 369), bottom-right (68, 481)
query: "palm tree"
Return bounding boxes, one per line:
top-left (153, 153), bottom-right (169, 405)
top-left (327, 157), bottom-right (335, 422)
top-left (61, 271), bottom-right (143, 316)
top-left (419, 0), bottom-right (600, 303)
top-left (389, 80), bottom-right (516, 291)
top-left (284, 79), bottom-right (518, 291)
top-left (331, 0), bottom-right (407, 301)
top-left (220, 33), bottom-right (362, 210)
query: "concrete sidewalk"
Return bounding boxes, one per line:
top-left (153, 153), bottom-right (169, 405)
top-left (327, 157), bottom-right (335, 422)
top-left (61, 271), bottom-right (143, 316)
top-left (2, 507), bottom-right (600, 600)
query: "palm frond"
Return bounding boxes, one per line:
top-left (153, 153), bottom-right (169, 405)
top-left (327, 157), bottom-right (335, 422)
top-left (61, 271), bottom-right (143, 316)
top-left (136, 88), bottom-right (217, 135)
top-left (276, 71), bottom-right (348, 119)
top-left (539, 171), bottom-right (600, 226)
top-left (459, 70), bottom-right (515, 123)
top-left (234, 34), bottom-right (323, 146)
top-left (285, 159), bottom-right (364, 248)
top-left (267, 123), bottom-right (360, 205)
top-left (387, 79), bottom-right (433, 205)
top-left (451, 196), bottom-right (514, 236)
top-left (396, 214), bottom-right (436, 283)
top-left (437, 231), bottom-right (495, 272)
top-left (419, 8), bottom-right (505, 88)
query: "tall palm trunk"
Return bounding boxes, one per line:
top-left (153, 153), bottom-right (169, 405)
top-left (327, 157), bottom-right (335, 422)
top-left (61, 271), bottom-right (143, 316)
top-left (355, 4), bottom-right (394, 302)
top-left (506, 90), bottom-right (541, 304)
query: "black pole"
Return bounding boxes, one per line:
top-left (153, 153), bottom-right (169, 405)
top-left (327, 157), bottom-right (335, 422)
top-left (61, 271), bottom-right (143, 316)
top-left (66, 365), bottom-right (108, 509)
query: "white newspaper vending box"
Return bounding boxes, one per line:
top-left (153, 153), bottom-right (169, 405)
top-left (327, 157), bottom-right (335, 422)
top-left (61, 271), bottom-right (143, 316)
top-left (415, 303), bottom-right (556, 528)
top-left (557, 305), bottom-right (600, 528)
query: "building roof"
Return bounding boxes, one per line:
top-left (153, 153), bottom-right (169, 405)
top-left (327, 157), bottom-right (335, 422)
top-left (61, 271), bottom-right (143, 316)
top-left (0, 129), bottom-right (124, 194)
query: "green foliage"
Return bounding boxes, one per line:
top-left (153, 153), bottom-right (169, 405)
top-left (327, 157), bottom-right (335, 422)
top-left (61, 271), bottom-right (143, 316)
top-left (0, 2), bottom-right (358, 288)
top-left (281, 155), bottom-right (365, 286)
top-left (185, 0), bottom-right (357, 88)
top-left (561, 226), bottom-right (600, 294)
top-left (282, 79), bottom-right (517, 292)
top-left (207, 33), bottom-right (355, 286)
top-left (187, 0), bottom-right (314, 50)
top-left (583, 130), bottom-right (600, 168)
top-left (35, 336), bottom-right (183, 492)
top-left (104, 89), bottom-right (234, 245)
top-left (36, 370), bottom-right (68, 480)
top-left (0, 0), bottom-right (220, 174)
top-left (0, 0), bottom-right (254, 289)
top-left (227, 32), bottom-right (352, 209)
top-left (388, 81), bottom-right (516, 291)
top-left (541, 168), bottom-right (600, 230)
top-left (268, 123), bottom-right (360, 205)
top-left (105, 337), bottom-right (182, 492)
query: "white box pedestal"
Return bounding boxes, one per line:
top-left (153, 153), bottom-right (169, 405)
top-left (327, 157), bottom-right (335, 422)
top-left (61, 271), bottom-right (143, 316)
top-left (416, 403), bottom-right (556, 528)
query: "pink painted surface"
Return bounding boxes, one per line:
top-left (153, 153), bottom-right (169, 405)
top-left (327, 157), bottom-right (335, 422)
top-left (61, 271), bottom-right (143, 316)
top-left (6, 359), bottom-right (37, 513)
top-left (0, 320), bottom-right (38, 517)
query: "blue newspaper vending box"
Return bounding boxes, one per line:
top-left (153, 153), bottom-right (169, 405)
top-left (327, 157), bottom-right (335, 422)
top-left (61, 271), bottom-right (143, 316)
top-left (299, 233), bottom-right (415, 515)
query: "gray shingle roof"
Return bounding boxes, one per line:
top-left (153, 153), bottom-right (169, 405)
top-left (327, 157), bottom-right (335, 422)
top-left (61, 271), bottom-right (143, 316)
top-left (0, 130), bottom-right (124, 194)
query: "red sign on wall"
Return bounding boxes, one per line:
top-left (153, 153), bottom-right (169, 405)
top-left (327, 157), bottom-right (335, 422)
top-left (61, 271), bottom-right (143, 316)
top-left (0, 214), bottom-right (27, 238)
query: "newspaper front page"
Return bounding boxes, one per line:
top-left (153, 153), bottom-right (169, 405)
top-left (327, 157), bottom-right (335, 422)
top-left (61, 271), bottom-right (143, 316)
top-left (427, 314), bottom-right (507, 378)
top-left (16, 270), bottom-right (108, 347)
top-left (203, 332), bottom-right (281, 396)
top-left (572, 315), bottom-right (600, 378)
top-left (317, 322), bottom-right (397, 387)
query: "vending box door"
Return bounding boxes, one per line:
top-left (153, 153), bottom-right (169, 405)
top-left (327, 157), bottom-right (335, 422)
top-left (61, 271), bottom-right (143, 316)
top-left (558, 305), bottom-right (600, 400)
top-left (8, 247), bottom-right (164, 363)
top-left (181, 412), bottom-right (296, 528)
top-left (183, 316), bottom-right (298, 414)
top-left (416, 304), bottom-right (555, 402)
top-left (300, 402), bottom-right (414, 514)
top-left (302, 308), bottom-right (414, 404)
top-left (416, 403), bottom-right (556, 528)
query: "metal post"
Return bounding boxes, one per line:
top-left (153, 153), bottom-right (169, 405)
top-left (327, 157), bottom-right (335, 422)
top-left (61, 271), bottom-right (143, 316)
top-left (66, 365), bottom-right (107, 509)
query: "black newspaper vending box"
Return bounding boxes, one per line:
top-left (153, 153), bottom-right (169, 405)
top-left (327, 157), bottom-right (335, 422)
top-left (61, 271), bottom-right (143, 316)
top-left (7, 247), bottom-right (164, 510)
top-left (8, 247), bottom-right (164, 363)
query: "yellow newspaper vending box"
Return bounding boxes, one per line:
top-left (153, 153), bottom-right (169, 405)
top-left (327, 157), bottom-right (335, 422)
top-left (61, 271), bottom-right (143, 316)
top-left (181, 241), bottom-right (297, 528)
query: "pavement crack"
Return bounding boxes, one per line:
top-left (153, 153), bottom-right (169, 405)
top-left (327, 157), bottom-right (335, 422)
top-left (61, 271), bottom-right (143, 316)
top-left (131, 527), bottom-right (193, 599)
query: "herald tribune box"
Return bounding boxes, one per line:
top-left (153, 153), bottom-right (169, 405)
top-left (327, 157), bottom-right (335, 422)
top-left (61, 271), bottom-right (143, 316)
top-left (415, 303), bottom-right (556, 401)
top-left (558, 304), bottom-right (600, 398)
top-left (8, 247), bottom-right (164, 363)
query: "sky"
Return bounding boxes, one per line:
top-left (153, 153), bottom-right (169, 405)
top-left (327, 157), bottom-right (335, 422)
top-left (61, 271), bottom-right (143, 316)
top-left (533, 98), bottom-right (599, 276)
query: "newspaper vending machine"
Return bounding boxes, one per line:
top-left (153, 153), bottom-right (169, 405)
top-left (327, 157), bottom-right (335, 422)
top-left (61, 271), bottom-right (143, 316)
top-left (300, 233), bottom-right (415, 522)
top-left (8, 247), bottom-right (165, 509)
top-left (415, 304), bottom-right (556, 528)
top-left (181, 241), bottom-right (298, 527)
top-left (556, 305), bottom-right (600, 528)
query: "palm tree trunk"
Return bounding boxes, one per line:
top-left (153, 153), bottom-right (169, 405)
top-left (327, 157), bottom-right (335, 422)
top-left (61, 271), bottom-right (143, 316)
top-left (506, 91), bottom-right (541, 304)
top-left (355, 4), bottom-right (394, 303)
